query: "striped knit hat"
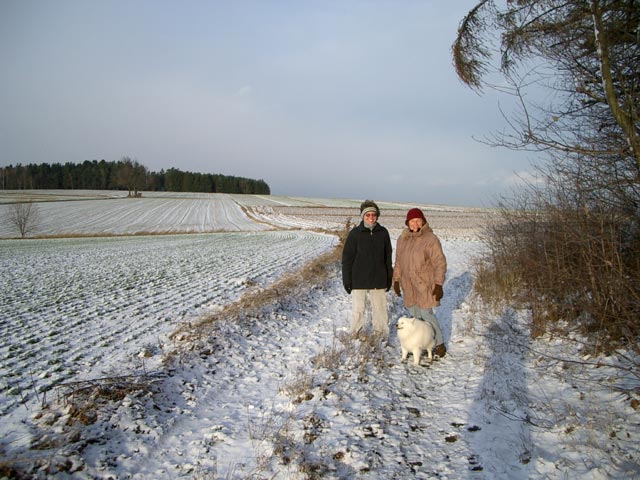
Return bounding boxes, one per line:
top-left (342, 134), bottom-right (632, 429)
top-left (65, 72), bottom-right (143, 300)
top-left (360, 200), bottom-right (380, 220)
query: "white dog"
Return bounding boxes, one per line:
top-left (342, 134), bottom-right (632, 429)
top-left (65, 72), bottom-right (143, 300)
top-left (396, 316), bottom-right (436, 366)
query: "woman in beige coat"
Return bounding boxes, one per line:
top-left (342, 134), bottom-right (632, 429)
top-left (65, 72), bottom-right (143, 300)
top-left (393, 208), bottom-right (447, 357)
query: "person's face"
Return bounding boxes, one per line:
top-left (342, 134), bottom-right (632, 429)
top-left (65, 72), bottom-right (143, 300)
top-left (408, 218), bottom-right (424, 232)
top-left (364, 212), bottom-right (378, 223)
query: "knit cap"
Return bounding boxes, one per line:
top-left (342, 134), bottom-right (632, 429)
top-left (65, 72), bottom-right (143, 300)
top-left (405, 207), bottom-right (426, 226)
top-left (360, 200), bottom-right (380, 220)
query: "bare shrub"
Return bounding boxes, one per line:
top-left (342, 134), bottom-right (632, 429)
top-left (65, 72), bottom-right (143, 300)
top-left (0, 463), bottom-right (23, 480)
top-left (280, 367), bottom-right (315, 404)
top-left (311, 340), bottom-right (344, 371)
top-left (321, 329), bottom-right (388, 382)
top-left (53, 374), bottom-right (163, 426)
top-left (339, 218), bottom-right (354, 244)
top-left (475, 190), bottom-right (640, 353)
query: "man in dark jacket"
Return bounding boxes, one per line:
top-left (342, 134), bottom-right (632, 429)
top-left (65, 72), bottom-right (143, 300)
top-left (341, 199), bottom-right (393, 339)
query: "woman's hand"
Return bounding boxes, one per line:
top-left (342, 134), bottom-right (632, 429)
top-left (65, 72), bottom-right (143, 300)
top-left (433, 284), bottom-right (443, 301)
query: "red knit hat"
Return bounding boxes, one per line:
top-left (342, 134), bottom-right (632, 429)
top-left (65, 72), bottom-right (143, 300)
top-left (405, 208), bottom-right (426, 226)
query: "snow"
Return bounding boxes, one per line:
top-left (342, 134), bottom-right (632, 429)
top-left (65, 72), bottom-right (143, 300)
top-left (1, 191), bottom-right (638, 479)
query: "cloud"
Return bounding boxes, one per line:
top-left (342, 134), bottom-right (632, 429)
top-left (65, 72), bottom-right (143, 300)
top-left (234, 85), bottom-right (254, 98)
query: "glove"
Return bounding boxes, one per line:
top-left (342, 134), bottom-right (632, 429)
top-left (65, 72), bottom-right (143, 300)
top-left (393, 281), bottom-right (401, 296)
top-left (433, 284), bottom-right (443, 301)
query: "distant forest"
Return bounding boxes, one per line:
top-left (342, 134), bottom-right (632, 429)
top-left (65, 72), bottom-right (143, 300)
top-left (0, 158), bottom-right (271, 195)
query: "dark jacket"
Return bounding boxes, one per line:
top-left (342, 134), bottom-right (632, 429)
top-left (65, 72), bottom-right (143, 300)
top-left (341, 221), bottom-right (393, 292)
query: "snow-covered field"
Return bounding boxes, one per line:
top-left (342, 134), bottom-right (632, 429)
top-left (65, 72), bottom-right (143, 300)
top-left (0, 190), bottom-right (496, 238)
top-left (0, 231), bottom-right (336, 419)
top-left (0, 191), bottom-right (638, 479)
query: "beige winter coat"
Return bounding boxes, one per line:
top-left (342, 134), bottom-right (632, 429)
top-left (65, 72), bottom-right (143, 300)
top-left (393, 222), bottom-right (447, 309)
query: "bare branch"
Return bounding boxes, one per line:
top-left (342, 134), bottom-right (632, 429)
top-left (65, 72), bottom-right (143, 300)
top-left (452, 0), bottom-right (494, 90)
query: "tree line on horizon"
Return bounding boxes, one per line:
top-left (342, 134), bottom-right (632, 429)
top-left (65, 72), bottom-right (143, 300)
top-left (0, 158), bottom-right (271, 196)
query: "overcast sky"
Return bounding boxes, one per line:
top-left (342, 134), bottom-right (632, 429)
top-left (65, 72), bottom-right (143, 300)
top-left (0, 0), bottom-right (536, 207)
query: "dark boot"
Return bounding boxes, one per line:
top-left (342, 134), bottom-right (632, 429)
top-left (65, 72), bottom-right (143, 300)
top-left (434, 344), bottom-right (447, 358)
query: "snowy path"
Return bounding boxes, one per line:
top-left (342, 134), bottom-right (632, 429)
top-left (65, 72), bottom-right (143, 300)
top-left (42, 238), bottom-right (531, 479)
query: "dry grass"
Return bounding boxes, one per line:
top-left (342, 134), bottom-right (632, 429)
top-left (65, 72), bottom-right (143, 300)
top-left (310, 329), bottom-right (346, 371)
top-left (7, 373), bottom-right (167, 477)
top-left (474, 200), bottom-right (640, 353)
top-left (0, 463), bottom-right (24, 479)
top-left (49, 374), bottom-right (164, 428)
top-left (280, 367), bottom-right (316, 404)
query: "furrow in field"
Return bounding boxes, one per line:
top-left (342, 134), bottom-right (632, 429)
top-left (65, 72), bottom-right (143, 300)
top-left (0, 231), bottom-right (337, 422)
